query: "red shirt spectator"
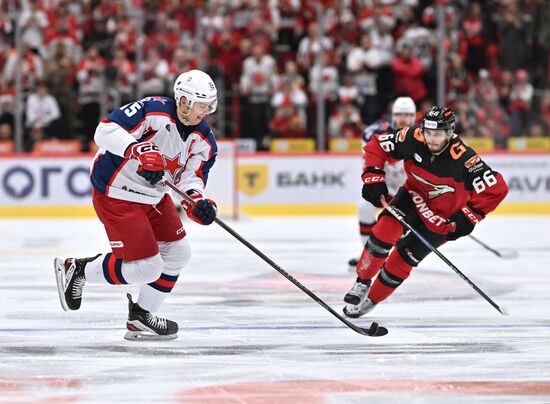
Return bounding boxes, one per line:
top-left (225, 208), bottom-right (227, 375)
top-left (391, 46), bottom-right (427, 102)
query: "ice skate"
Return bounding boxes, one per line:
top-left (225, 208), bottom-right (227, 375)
top-left (347, 257), bottom-right (359, 272)
top-left (343, 277), bottom-right (371, 305)
top-left (343, 277), bottom-right (377, 318)
top-left (343, 298), bottom-right (378, 318)
top-left (124, 294), bottom-right (178, 341)
top-left (54, 254), bottom-right (100, 311)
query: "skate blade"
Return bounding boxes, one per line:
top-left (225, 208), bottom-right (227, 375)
top-left (124, 330), bottom-right (178, 341)
top-left (54, 258), bottom-right (69, 312)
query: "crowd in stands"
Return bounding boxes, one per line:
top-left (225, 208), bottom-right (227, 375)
top-left (0, 0), bottom-right (548, 152)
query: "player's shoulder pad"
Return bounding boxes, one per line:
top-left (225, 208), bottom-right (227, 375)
top-left (192, 120), bottom-right (218, 152)
top-left (448, 135), bottom-right (483, 169)
top-left (140, 96), bottom-right (176, 115)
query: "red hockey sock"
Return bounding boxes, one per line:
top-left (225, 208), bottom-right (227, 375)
top-left (356, 249), bottom-right (385, 280)
top-left (368, 251), bottom-right (413, 303)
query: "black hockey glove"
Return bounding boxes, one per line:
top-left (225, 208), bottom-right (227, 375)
top-left (446, 206), bottom-right (483, 241)
top-left (361, 167), bottom-right (388, 208)
top-left (181, 190), bottom-right (217, 225)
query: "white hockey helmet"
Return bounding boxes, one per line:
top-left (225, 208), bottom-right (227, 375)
top-left (392, 96), bottom-right (416, 116)
top-left (173, 69), bottom-right (218, 113)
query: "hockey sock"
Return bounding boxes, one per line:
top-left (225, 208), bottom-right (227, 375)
top-left (359, 220), bottom-right (375, 245)
top-left (84, 253), bottom-right (164, 285)
top-left (356, 249), bottom-right (385, 280)
top-left (368, 251), bottom-right (412, 303)
top-left (136, 239), bottom-right (190, 312)
top-left (136, 273), bottom-right (179, 313)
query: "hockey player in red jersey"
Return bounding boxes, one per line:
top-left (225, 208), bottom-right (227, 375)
top-left (348, 97), bottom-right (417, 271)
top-left (54, 69), bottom-right (219, 340)
top-left (343, 106), bottom-right (509, 318)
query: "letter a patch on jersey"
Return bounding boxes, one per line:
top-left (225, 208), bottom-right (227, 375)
top-left (238, 164), bottom-right (268, 196)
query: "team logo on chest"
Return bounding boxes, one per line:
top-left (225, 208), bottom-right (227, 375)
top-left (163, 153), bottom-right (184, 180)
top-left (411, 172), bottom-right (455, 199)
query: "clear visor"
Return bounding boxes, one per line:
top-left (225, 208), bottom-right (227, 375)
top-left (191, 99), bottom-right (218, 114)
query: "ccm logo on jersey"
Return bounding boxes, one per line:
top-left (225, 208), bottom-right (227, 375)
top-left (409, 190), bottom-right (447, 227)
top-left (411, 172), bottom-right (455, 199)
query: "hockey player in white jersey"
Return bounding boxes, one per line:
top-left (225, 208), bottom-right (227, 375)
top-left (348, 97), bottom-right (416, 271)
top-left (54, 69), bottom-right (219, 340)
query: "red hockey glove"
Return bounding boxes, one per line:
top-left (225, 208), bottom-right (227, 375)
top-left (446, 206), bottom-right (483, 241)
top-left (361, 167), bottom-right (388, 208)
top-left (181, 190), bottom-right (217, 225)
top-left (125, 141), bottom-right (165, 185)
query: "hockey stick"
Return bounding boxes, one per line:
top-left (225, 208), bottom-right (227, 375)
top-left (469, 235), bottom-right (519, 260)
top-left (165, 180), bottom-right (388, 337)
top-left (380, 198), bottom-right (509, 316)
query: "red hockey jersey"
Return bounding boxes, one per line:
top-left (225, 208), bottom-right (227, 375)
top-left (363, 126), bottom-right (508, 230)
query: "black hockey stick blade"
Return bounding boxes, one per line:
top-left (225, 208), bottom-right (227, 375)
top-left (165, 180), bottom-right (388, 337)
top-left (469, 235), bottom-right (519, 260)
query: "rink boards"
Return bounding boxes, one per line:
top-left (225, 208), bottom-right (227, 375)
top-left (0, 151), bottom-right (548, 217)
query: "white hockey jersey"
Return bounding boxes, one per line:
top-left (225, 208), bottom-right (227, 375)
top-left (91, 96), bottom-right (217, 205)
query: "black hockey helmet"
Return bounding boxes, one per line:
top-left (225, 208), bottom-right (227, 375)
top-left (421, 106), bottom-right (456, 140)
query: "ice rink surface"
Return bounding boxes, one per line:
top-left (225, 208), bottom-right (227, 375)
top-left (0, 214), bottom-right (549, 403)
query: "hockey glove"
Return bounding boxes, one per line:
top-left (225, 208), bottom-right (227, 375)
top-left (181, 190), bottom-right (217, 225)
top-left (361, 167), bottom-right (388, 208)
top-left (446, 206), bottom-right (483, 241)
top-left (126, 141), bottom-right (165, 185)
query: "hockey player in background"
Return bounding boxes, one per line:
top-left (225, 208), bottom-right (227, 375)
top-left (54, 69), bottom-right (219, 340)
top-left (348, 97), bottom-right (417, 271)
top-left (343, 106), bottom-right (508, 318)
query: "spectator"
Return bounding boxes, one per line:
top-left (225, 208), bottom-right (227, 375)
top-left (107, 48), bottom-right (135, 107)
top-left (347, 34), bottom-right (384, 124)
top-left (296, 22), bottom-right (333, 76)
top-left (76, 45), bottom-right (105, 140)
top-left (447, 54), bottom-right (469, 103)
top-left (140, 46), bottom-right (169, 97)
top-left (391, 44), bottom-right (427, 104)
top-left (328, 102), bottom-right (363, 138)
top-left (211, 15), bottom-right (243, 85)
top-left (18, 0), bottom-right (49, 54)
top-left (528, 119), bottom-right (547, 138)
top-left (468, 68), bottom-right (498, 110)
top-left (3, 44), bottom-right (44, 96)
top-left (460, 2), bottom-right (487, 74)
top-left (271, 77), bottom-right (308, 128)
top-left (509, 69), bottom-right (534, 136)
top-left (474, 98), bottom-right (510, 148)
top-left (0, 75), bottom-right (15, 138)
top-left (497, 70), bottom-right (514, 110)
top-left (25, 81), bottom-right (62, 148)
top-left (494, 0), bottom-right (530, 72)
top-left (338, 73), bottom-right (361, 106)
top-left (269, 102), bottom-right (306, 139)
top-left (239, 43), bottom-right (278, 149)
top-left (45, 41), bottom-right (77, 138)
